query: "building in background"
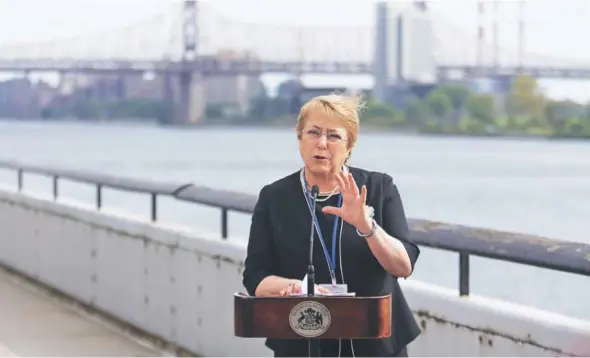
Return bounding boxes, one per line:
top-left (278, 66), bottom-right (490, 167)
top-left (0, 78), bottom-right (49, 118)
top-left (206, 75), bottom-right (265, 117)
top-left (374, 1), bottom-right (437, 106)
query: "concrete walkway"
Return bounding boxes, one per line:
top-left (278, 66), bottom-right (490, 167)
top-left (0, 267), bottom-right (166, 357)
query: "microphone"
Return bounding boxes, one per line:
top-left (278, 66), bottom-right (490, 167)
top-left (307, 185), bottom-right (319, 297)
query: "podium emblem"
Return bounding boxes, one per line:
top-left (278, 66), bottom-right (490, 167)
top-left (289, 301), bottom-right (331, 337)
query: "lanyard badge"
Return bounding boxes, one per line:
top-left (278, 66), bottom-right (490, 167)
top-left (302, 175), bottom-right (342, 286)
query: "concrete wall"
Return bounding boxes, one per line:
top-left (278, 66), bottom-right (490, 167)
top-left (0, 187), bottom-right (588, 357)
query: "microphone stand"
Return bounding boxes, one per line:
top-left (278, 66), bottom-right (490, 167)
top-left (307, 185), bottom-right (321, 357)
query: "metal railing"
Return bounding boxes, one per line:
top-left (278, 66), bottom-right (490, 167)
top-left (1, 159), bottom-right (588, 296)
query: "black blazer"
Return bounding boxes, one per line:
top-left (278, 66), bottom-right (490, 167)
top-left (242, 167), bottom-right (421, 357)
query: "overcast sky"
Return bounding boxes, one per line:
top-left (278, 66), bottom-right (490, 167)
top-left (1, 0), bottom-right (588, 58)
top-left (1, 0), bottom-right (589, 100)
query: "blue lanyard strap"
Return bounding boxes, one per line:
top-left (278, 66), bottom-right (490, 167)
top-left (303, 187), bottom-right (342, 285)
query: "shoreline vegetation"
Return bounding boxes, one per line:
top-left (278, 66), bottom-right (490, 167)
top-left (38, 75), bottom-right (590, 140)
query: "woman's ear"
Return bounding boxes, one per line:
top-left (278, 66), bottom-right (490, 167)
top-left (345, 151), bottom-right (351, 164)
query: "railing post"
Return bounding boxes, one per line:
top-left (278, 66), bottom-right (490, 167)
top-left (151, 193), bottom-right (157, 221)
top-left (96, 184), bottom-right (102, 209)
top-left (17, 169), bottom-right (23, 191)
top-left (459, 253), bottom-right (470, 296)
top-left (221, 208), bottom-right (228, 239)
top-left (52, 176), bottom-right (58, 200)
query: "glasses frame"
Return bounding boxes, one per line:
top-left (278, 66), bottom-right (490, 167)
top-left (300, 128), bottom-right (348, 144)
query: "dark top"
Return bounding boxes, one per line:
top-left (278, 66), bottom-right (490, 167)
top-left (242, 166), bottom-right (421, 357)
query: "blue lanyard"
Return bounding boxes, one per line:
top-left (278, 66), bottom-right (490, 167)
top-left (303, 187), bottom-right (342, 285)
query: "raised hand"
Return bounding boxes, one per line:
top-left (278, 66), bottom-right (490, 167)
top-left (321, 171), bottom-right (372, 233)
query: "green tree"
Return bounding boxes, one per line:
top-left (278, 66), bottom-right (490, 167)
top-left (544, 100), bottom-right (568, 134)
top-left (362, 100), bottom-right (404, 126)
top-left (458, 117), bottom-right (487, 134)
top-left (561, 117), bottom-right (590, 138)
top-left (426, 90), bottom-right (452, 120)
top-left (247, 95), bottom-right (271, 122)
top-left (438, 84), bottom-right (471, 121)
top-left (72, 100), bottom-right (102, 119)
top-left (205, 104), bottom-right (224, 120)
top-left (404, 99), bottom-right (431, 125)
top-left (466, 93), bottom-right (495, 124)
top-left (265, 97), bottom-right (291, 119)
top-left (505, 75), bottom-right (546, 119)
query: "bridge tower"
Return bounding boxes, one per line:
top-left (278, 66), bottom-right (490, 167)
top-left (373, 2), bottom-right (389, 103)
top-left (183, 0), bottom-right (198, 60)
top-left (169, 0), bottom-right (206, 125)
top-left (372, 2), bottom-right (436, 104)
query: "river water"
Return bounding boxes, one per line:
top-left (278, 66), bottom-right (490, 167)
top-left (0, 119), bottom-right (588, 321)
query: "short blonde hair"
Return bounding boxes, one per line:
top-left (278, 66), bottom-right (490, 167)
top-left (296, 93), bottom-right (364, 150)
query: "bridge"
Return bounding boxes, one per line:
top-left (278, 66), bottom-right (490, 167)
top-left (0, 58), bottom-right (372, 76)
top-left (1, 1), bottom-right (590, 77)
top-left (0, 0), bottom-right (590, 74)
top-left (0, 159), bottom-right (588, 356)
top-left (3, 1), bottom-right (590, 124)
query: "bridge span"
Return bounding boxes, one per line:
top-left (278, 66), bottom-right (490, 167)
top-left (0, 160), bottom-right (588, 357)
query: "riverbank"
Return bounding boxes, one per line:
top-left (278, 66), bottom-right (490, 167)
top-left (156, 120), bottom-right (590, 142)
top-left (3, 117), bottom-right (590, 143)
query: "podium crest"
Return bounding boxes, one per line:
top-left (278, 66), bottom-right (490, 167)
top-left (289, 301), bottom-right (331, 337)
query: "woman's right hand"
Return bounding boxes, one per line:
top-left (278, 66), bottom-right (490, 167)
top-left (279, 280), bottom-right (331, 296)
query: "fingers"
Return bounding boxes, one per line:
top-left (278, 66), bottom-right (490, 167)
top-left (289, 283), bottom-right (299, 294)
top-left (281, 283), bottom-right (332, 296)
top-left (279, 285), bottom-right (290, 296)
top-left (321, 206), bottom-right (342, 216)
top-left (348, 173), bottom-right (359, 196)
top-left (280, 282), bottom-right (303, 296)
top-left (336, 172), bottom-right (360, 197)
top-left (280, 283), bottom-right (294, 296)
top-left (360, 185), bottom-right (367, 204)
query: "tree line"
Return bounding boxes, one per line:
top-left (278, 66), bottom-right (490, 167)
top-left (399, 75), bottom-right (590, 139)
top-left (236, 75), bottom-right (590, 139)
top-left (41, 74), bottom-right (590, 139)
top-left (40, 98), bottom-right (172, 123)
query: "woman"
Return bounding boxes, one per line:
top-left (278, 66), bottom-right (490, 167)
top-left (242, 94), bottom-right (421, 357)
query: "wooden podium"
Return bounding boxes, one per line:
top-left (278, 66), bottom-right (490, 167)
top-left (234, 292), bottom-right (392, 340)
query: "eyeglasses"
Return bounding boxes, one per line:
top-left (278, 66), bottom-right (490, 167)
top-left (301, 128), bottom-right (347, 144)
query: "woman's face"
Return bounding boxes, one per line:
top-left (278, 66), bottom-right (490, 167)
top-left (298, 113), bottom-right (350, 177)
